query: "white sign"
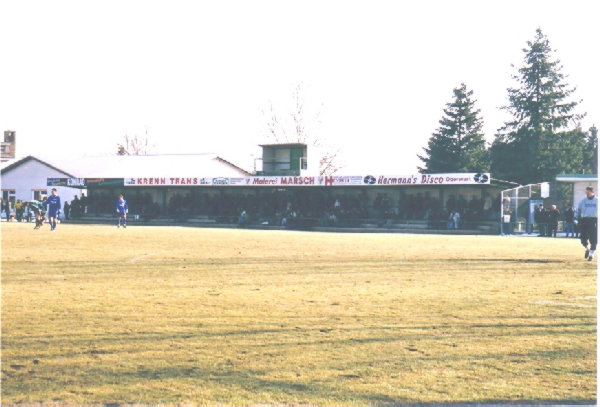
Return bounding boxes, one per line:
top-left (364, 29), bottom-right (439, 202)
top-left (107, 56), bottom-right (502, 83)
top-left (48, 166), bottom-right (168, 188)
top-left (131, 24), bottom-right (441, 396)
top-left (541, 182), bottom-right (550, 198)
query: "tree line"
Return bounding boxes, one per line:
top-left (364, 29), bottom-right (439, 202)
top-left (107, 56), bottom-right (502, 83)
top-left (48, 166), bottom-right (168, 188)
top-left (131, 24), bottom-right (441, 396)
top-left (418, 28), bottom-right (597, 184)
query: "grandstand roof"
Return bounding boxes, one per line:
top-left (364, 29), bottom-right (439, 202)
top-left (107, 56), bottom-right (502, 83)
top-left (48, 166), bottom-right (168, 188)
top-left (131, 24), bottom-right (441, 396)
top-left (1, 153), bottom-right (251, 178)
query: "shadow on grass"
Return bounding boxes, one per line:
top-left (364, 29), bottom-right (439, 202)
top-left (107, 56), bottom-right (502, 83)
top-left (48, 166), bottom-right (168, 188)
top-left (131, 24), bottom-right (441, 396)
top-left (8, 320), bottom-right (596, 345)
top-left (382, 400), bottom-right (596, 406)
top-left (82, 365), bottom-right (401, 404)
top-left (4, 322), bottom-right (596, 362)
top-left (460, 258), bottom-right (567, 264)
top-left (98, 400), bottom-right (598, 407)
top-left (2, 361), bottom-right (595, 405)
top-left (42, 362), bottom-right (599, 406)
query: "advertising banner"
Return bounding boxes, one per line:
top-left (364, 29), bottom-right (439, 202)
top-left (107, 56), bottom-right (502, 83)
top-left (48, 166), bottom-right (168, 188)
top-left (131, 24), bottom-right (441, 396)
top-left (47, 178), bottom-right (123, 188)
top-left (51, 173), bottom-right (491, 188)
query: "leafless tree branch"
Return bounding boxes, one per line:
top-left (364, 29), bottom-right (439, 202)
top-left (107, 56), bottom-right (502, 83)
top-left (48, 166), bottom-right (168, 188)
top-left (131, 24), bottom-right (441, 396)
top-left (117, 130), bottom-right (152, 155)
top-left (263, 83), bottom-right (342, 175)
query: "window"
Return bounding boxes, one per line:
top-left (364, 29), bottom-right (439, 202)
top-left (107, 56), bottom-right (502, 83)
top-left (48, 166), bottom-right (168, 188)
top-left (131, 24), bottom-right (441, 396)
top-left (33, 189), bottom-right (48, 201)
top-left (2, 189), bottom-right (16, 205)
top-left (300, 157), bottom-right (308, 170)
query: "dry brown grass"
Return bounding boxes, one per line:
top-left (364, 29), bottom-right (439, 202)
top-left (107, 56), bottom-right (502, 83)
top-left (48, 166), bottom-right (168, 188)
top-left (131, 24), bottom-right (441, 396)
top-left (1, 222), bottom-right (596, 405)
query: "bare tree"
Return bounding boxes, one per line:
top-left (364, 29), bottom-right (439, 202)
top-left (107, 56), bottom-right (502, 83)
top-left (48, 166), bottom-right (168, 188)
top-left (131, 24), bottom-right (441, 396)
top-left (262, 83), bottom-right (341, 175)
top-left (117, 130), bottom-right (152, 155)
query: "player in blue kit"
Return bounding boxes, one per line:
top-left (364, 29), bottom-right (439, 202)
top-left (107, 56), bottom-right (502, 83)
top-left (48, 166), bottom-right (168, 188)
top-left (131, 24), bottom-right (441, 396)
top-left (43, 188), bottom-right (61, 231)
top-left (115, 194), bottom-right (128, 228)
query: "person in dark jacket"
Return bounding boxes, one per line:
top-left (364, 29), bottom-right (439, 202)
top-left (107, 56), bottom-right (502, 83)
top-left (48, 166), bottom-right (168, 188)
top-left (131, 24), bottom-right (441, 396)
top-left (64, 201), bottom-right (70, 220)
top-left (535, 204), bottom-right (548, 237)
top-left (564, 205), bottom-right (575, 238)
top-left (2, 199), bottom-right (10, 221)
top-left (548, 205), bottom-right (560, 237)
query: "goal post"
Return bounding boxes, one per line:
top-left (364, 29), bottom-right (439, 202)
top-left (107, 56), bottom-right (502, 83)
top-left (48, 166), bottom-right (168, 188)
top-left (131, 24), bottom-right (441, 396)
top-left (500, 183), bottom-right (548, 235)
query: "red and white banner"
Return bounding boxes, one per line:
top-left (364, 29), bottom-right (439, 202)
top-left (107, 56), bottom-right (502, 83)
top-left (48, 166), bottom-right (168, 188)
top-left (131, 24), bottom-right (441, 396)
top-left (124, 173), bottom-right (490, 187)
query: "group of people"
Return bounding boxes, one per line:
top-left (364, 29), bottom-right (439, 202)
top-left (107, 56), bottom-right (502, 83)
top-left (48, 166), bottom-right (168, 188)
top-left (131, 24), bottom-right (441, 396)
top-left (534, 204), bottom-right (563, 237)
top-left (96, 190), bottom-right (496, 229)
top-left (528, 187), bottom-right (597, 261)
top-left (62, 193), bottom-right (89, 220)
top-left (534, 198), bottom-right (595, 240)
top-left (1, 199), bottom-right (35, 222)
top-left (1, 190), bottom-right (129, 231)
top-left (1, 189), bottom-right (64, 231)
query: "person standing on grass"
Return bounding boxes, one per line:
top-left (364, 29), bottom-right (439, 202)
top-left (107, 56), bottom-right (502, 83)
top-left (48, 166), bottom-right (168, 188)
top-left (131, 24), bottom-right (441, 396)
top-left (23, 202), bottom-right (31, 222)
top-left (64, 200), bottom-right (70, 220)
top-left (548, 205), bottom-right (560, 237)
top-left (564, 204), bottom-right (575, 238)
top-left (43, 188), bottom-right (61, 231)
top-left (115, 194), bottom-right (128, 228)
top-left (15, 200), bottom-right (23, 222)
top-left (535, 204), bottom-right (547, 236)
top-left (2, 199), bottom-right (11, 221)
top-left (578, 186), bottom-right (598, 261)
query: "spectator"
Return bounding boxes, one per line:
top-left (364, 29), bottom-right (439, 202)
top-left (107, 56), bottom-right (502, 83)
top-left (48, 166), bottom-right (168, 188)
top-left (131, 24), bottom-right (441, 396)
top-left (2, 199), bottom-right (9, 221)
top-left (64, 201), bottom-right (70, 220)
top-left (446, 211), bottom-right (454, 230)
top-left (23, 202), bottom-right (32, 222)
top-left (452, 211), bottom-right (461, 230)
top-left (535, 204), bottom-right (548, 237)
top-left (80, 193), bottom-right (88, 215)
top-left (238, 210), bottom-right (248, 227)
top-left (5, 200), bottom-right (13, 221)
top-left (564, 204), bottom-right (575, 238)
top-left (71, 196), bottom-right (80, 218)
top-left (548, 205), bottom-right (560, 237)
top-left (15, 200), bottom-right (24, 222)
top-left (334, 198), bottom-right (341, 212)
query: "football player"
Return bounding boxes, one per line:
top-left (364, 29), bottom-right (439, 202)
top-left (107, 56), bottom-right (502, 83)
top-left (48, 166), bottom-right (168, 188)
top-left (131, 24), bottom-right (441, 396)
top-left (115, 194), bottom-right (129, 228)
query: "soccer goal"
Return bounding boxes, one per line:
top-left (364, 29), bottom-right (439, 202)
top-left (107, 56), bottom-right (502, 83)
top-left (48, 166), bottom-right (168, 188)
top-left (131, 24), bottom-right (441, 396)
top-left (500, 183), bottom-right (549, 235)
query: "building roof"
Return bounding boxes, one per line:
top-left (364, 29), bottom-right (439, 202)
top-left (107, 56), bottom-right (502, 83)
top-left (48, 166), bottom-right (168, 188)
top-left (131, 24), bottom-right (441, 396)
top-left (1, 153), bottom-right (251, 179)
top-left (556, 174), bottom-right (598, 182)
top-left (259, 143), bottom-right (307, 148)
top-left (0, 155), bottom-right (76, 177)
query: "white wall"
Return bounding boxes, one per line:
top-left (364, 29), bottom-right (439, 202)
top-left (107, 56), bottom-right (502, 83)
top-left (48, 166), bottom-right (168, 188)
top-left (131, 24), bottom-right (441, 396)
top-left (0, 159), bottom-right (82, 208)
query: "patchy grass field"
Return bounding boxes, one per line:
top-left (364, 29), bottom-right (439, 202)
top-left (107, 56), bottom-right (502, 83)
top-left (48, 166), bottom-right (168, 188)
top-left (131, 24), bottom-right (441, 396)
top-left (1, 222), bottom-right (596, 405)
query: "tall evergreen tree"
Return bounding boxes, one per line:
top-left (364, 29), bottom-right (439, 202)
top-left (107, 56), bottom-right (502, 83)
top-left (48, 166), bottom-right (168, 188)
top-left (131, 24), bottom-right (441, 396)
top-left (418, 83), bottom-right (488, 173)
top-left (490, 28), bottom-right (586, 184)
top-left (584, 125), bottom-right (598, 174)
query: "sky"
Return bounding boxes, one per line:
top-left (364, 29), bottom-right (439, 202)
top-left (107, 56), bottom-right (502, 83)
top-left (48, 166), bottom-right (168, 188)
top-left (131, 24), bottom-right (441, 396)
top-left (1, 0), bottom-right (598, 174)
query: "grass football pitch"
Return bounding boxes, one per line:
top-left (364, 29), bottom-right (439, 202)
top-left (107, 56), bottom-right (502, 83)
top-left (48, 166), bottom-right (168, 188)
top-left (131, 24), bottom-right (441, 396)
top-left (1, 222), bottom-right (596, 405)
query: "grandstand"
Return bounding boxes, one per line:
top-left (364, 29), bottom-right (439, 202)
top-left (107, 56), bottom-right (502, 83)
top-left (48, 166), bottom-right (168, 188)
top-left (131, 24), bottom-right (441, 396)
top-left (43, 145), bottom-right (518, 234)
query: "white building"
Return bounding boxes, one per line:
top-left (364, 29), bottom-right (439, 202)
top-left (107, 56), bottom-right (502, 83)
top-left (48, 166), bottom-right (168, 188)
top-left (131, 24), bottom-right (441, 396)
top-left (556, 174), bottom-right (598, 206)
top-left (0, 155), bottom-right (82, 207)
top-left (0, 153), bottom-right (250, 218)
